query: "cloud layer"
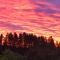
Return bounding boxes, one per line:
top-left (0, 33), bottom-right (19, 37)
top-left (0, 0), bottom-right (60, 41)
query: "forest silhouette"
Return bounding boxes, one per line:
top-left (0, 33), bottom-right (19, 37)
top-left (0, 32), bottom-right (60, 60)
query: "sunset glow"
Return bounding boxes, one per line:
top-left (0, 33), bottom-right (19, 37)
top-left (0, 0), bottom-right (60, 42)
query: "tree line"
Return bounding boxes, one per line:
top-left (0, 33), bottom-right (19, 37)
top-left (0, 32), bottom-right (60, 60)
top-left (0, 32), bottom-right (56, 48)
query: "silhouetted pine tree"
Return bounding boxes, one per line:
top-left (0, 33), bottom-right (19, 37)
top-left (39, 36), bottom-right (47, 48)
top-left (27, 34), bottom-right (34, 48)
top-left (47, 36), bottom-right (55, 49)
top-left (13, 32), bottom-right (18, 47)
top-left (0, 34), bottom-right (3, 45)
top-left (8, 33), bottom-right (14, 46)
top-left (0, 34), bottom-right (3, 53)
top-left (4, 33), bottom-right (8, 46)
top-left (19, 33), bottom-right (23, 47)
top-left (23, 32), bottom-right (28, 48)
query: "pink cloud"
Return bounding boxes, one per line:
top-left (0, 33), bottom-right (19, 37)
top-left (0, 0), bottom-right (60, 42)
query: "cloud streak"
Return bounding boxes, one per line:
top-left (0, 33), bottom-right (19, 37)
top-left (0, 0), bottom-right (60, 41)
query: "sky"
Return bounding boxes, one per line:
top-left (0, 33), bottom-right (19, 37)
top-left (0, 0), bottom-right (60, 42)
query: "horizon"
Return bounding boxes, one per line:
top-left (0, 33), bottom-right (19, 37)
top-left (0, 0), bottom-right (60, 42)
top-left (0, 32), bottom-right (58, 47)
top-left (0, 32), bottom-right (59, 44)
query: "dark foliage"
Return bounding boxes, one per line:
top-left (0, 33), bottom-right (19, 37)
top-left (0, 32), bottom-right (60, 60)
